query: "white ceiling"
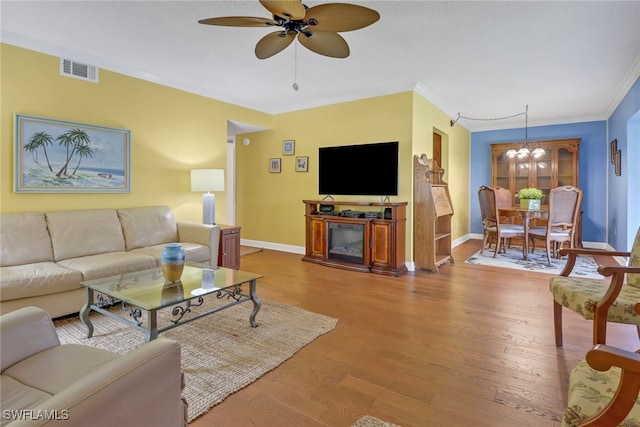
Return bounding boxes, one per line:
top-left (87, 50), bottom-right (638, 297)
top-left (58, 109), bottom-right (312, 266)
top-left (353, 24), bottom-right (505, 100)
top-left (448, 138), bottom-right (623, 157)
top-left (2, 1), bottom-right (639, 131)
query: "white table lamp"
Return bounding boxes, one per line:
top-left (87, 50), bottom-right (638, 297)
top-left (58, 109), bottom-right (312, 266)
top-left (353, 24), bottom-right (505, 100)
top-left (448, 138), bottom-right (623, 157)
top-left (191, 169), bottom-right (224, 225)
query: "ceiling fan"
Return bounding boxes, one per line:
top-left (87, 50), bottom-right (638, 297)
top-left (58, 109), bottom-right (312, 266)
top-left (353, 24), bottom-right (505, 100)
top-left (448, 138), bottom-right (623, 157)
top-left (198, 0), bottom-right (380, 59)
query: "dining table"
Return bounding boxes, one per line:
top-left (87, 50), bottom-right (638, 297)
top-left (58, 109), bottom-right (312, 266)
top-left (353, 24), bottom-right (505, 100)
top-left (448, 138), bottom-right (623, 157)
top-left (498, 206), bottom-right (549, 260)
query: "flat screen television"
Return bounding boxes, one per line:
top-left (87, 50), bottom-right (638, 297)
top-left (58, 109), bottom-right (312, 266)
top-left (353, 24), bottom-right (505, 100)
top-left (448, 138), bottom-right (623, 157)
top-left (318, 141), bottom-right (398, 196)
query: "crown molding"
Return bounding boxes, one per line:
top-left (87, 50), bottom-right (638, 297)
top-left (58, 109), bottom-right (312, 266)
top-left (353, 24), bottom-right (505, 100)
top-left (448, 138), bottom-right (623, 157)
top-left (603, 53), bottom-right (640, 119)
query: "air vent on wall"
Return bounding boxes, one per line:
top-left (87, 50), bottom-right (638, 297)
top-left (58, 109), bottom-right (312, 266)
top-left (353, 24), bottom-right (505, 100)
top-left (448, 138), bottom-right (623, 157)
top-left (60, 58), bottom-right (99, 83)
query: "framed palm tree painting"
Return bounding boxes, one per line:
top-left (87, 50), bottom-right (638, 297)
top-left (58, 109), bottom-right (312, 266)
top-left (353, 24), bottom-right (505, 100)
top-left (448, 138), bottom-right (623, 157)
top-left (14, 114), bottom-right (131, 193)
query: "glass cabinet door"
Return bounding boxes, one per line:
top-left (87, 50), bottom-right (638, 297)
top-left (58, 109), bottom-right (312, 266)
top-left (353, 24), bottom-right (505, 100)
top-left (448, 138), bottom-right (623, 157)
top-left (495, 151), bottom-right (510, 189)
top-left (514, 156), bottom-right (530, 195)
top-left (557, 146), bottom-right (576, 187)
top-left (532, 149), bottom-right (552, 203)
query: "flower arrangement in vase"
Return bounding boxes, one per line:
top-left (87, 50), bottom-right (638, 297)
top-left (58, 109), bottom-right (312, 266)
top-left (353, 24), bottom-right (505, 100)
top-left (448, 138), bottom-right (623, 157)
top-left (516, 188), bottom-right (544, 210)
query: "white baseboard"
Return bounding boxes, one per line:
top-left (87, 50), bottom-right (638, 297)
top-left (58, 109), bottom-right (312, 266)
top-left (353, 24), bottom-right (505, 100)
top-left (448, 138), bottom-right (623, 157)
top-left (241, 234), bottom-right (623, 272)
top-left (241, 239), bottom-right (305, 255)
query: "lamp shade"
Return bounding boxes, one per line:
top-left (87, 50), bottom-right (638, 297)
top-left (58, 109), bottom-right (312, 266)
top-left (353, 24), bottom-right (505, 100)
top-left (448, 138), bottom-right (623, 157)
top-left (191, 169), bottom-right (224, 192)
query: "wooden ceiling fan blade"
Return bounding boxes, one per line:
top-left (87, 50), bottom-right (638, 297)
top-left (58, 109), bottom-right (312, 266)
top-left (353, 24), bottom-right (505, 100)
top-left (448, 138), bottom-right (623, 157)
top-left (259, 0), bottom-right (306, 20)
top-left (255, 31), bottom-right (295, 59)
top-left (198, 16), bottom-right (277, 27)
top-left (298, 32), bottom-right (349, 58)
top-left (304, 4), bottom-right (380, 32)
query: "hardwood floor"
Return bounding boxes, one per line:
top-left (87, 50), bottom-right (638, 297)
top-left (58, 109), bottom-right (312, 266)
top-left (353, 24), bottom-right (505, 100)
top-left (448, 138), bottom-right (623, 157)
top-left (190, 239), bottom-right (637, 427)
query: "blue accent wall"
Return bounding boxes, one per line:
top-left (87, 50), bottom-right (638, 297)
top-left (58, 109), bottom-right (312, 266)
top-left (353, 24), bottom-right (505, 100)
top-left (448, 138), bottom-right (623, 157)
top-left (470, 121), bottom-right (607, 244)
top-left (607, 76), bottom-right (640, 251)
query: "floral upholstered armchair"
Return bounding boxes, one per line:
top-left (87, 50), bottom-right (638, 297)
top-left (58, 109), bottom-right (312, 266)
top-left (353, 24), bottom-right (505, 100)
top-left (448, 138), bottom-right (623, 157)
top-left (563, 343), bottom-right (640, 426)
top-left (549, 226), bottom-right (640, 346)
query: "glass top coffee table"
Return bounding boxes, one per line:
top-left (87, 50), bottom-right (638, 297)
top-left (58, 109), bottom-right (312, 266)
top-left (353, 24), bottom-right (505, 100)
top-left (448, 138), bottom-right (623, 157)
top-left (79, 263), bottom-right (263, 341)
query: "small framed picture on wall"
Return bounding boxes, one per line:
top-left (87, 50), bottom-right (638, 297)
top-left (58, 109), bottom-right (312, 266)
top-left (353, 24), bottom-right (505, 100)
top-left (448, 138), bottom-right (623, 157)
top-left (269, 158), bottom-right (281, 173)
top-left (295, 156), bottom-right (308, 172)
top-left (282, 140), bottom-right (295, 155)
top-left (610, 139), bottom-right (617, 164)
top-left (615, 150), bottom-right (621, 176)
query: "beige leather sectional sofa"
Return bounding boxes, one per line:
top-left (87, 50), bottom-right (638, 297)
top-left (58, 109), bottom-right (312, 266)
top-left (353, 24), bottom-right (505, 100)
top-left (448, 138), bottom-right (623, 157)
top-left (0, 206), bottom-right (220, 318)
top-left (1, 305), bottom-right (186, 426)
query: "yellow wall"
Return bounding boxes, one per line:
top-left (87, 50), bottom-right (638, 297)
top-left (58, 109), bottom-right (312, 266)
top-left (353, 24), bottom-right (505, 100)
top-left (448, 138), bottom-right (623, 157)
top-left (2, 43), bottom-right (471, 263)
top-left (0, 44), bottom-right (271, 222)
top-left (412, 93), bottom-right (471, 242)
top-left (236, 92), bottom-right (471, 259)
top-left (236, 93), bottom-right (414, 252)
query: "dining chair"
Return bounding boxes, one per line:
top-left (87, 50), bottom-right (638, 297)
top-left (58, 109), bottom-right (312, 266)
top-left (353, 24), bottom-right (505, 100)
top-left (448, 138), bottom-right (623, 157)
top-left (478, 186), bottom-right (525, 258)
top-left (529, 185), bottom-right (583, 265)
top-left (494, 186), bottom-right (514, 210)
top-left (560, 262), bottom-right (640, 426)
top-left (549, 226), bottom-right (640, 346)
top-left (563, 343), bottom-right (640, 426)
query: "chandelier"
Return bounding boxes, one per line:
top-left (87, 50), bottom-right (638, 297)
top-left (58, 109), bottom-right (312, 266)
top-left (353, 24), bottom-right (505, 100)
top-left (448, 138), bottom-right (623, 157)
top-left (506, 105), bottom-right (545, 159)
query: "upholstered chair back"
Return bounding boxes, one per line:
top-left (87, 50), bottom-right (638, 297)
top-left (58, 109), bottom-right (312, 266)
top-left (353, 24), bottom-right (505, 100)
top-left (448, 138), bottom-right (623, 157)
top-left (628, 227), bottom-right (640, 288)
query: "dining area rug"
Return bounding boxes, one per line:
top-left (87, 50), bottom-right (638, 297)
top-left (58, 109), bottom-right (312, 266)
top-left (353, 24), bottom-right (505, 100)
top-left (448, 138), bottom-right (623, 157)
top-left (464, 246), bottom-right (603, 279)
top-left (54, 300), bottom-right (338, 423)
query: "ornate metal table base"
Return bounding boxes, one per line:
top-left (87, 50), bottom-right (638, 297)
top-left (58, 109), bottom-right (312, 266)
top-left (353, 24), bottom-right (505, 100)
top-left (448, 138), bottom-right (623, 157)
top-left (80, 279), bottom-right (261, 342)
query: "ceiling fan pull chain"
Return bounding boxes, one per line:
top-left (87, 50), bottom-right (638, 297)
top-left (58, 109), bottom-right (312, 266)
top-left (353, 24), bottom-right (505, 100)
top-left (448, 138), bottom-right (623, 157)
top-left (293, 39), bottom-right (299, 91)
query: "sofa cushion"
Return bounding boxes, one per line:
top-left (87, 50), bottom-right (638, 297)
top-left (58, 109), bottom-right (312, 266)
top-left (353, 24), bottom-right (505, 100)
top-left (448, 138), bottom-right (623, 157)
top-left (118, 206), bottom-right (179, 251)
top-left (130, 243), bottom-right (210, 265)
top-left (0, 212), bottom-right (53, 267)
top-left (549, 275), bottom-right (640, 325)
top-left (0, 375), bottom-right (52, 418)
top-left (3, 344), bottom-right (118, 395)
top-left (46, 209), bottom-right (126, 262)
top-left (57, 252), bottom-right (158, 281)
top-left (0, 262), bottom-right (83, 302)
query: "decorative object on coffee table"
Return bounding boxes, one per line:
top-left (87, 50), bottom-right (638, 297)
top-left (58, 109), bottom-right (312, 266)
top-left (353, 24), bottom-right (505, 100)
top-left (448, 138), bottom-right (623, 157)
top-left (161, 243), bottom-right (185, 282)
top-left (516, 187), bottom-right (543, 210)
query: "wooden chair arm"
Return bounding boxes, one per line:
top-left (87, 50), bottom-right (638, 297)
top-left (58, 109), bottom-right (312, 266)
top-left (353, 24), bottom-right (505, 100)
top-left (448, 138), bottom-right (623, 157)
top-left (559, 247), bottom-right (631, 258)
top-left (578, 344), bottom-right (640, 426)
top-left (590, 266), bottom-right (640, 345)
top-left (559, 248), bottom-right (631, 277)
top-left (587, 344), bottom-right (640, 372)
top-left (598, 265), bottom-right (640, 277)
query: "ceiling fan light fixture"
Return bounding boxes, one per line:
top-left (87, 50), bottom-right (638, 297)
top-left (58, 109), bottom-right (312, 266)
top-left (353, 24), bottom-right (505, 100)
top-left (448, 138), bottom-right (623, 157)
top-left (198, 1), bottom-right (380, 60)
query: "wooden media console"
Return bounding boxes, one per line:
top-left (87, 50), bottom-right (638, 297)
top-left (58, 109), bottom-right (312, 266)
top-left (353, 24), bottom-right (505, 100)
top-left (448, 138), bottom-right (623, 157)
top-left (302, 200), bottom-right (407, 276)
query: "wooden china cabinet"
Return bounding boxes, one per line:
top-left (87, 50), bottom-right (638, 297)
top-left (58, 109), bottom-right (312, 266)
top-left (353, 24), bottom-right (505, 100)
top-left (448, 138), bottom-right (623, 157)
top-left (491, 138), bottom-right (580, 204)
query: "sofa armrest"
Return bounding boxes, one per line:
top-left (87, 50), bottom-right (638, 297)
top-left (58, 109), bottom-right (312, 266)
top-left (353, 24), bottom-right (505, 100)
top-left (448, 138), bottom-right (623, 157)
top-left (10, 338), bottom-right (185, 427)
top-left (0, 307), bottom-right (60, 372)
top-left (177, 221), bottom-right (220, 265)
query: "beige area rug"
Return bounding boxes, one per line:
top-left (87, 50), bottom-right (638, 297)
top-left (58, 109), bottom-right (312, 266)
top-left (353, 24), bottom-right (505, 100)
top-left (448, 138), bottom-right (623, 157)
top-left (54, 300), bottom-right (337, 423)
top-left (352, 415), bottom-right (402, 427)
top-left (240, 245), bottom-right (263, 256)
top-left (464, 246), bottom-right (603, 279)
